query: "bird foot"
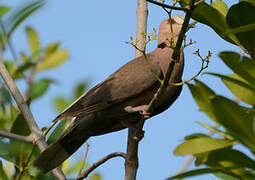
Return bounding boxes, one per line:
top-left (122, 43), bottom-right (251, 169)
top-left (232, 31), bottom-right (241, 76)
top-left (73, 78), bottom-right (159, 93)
top-left (133, 129), bottom-right (145, 141)
top-left (124, 105), bottom-right (151, 119)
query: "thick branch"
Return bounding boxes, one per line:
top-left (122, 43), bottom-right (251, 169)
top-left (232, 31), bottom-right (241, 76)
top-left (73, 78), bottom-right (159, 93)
top-left (125, 0), bottom-right (148, 180)
top-left (146, 0), bottom-right (189, 11)
top-left (77, 152), bottom-right (126, 180)
top-left (0, 57), bottom-right (66, 179)
top-left (0, 130), bottom-right (32, 143)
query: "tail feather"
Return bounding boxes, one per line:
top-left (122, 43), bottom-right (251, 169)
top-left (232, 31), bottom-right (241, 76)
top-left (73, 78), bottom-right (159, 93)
top-left (33, 116), bottom-right (93, 173)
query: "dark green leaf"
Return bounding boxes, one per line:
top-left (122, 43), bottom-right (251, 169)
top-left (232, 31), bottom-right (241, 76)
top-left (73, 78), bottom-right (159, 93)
top-left (167, 168), bottom-right (235, 180)
top-left (7, 1), bottom-right (44, 38)
top-left (30, 79), bottom-right (51, 100)
top-left (207, 72), bottom-right (255, 105)
top-left (184, 133), bottom-right (209, 140)
top-left (210, 96), bottom-right (255, 150)
top-left (226, 2), bottom-right (255, 54)
top-left (0, 141), bottom-right (15, 163)
top-left (179, 0), bottom-right (239, 45)
top-left (0, 86), bottom-right (11, 104)
top-left (47, 119), bottom-right (71, 144)
top-left (219, 51), bottom-right (255, 87)
top-left (239, 0), bottom-right (255, 7)
top-left (174, 137), bottom-right (235, 155)
top-left (0, 6), bottom-right (10, 19)
top-left (187, 80), bottom-right (217, 122)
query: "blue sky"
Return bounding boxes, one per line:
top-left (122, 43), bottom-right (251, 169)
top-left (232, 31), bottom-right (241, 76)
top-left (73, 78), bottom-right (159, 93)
top-left (2, 0), bottom-right (241, 179)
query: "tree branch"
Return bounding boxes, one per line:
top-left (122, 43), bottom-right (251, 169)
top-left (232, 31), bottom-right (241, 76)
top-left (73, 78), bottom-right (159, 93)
top-left (146, 0), bottom-right (189, 11)
top-left (0, 56), bottom-right (66, 179)
top-left (0, 130), bottom-right (32, 143)
top-left (125, 0), bottom-right (148, 180)
top-left (77, 152), bottom-right (126, 180)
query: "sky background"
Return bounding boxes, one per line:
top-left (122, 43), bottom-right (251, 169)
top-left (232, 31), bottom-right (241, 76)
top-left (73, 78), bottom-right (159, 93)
top-left (1, 0), bottom-right (242, 180)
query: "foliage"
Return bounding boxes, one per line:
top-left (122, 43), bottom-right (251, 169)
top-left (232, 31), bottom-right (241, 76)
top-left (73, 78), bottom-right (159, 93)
top-left (0, 1), bottom-right (101, 179)
top-left (169, 1), bottom-right (255, 179)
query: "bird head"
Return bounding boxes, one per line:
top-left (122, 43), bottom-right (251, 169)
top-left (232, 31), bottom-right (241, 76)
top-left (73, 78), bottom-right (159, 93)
top-left (158, 16), bottom-right (184, 46)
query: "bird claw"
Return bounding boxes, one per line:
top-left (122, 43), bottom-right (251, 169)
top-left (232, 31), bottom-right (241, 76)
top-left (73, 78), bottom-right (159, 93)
top-left (133, 129), bottom-right (145, 141)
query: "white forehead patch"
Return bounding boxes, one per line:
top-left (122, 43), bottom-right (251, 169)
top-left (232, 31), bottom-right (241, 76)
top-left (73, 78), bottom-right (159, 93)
top-left (172, 16), bottom-right (184, 25)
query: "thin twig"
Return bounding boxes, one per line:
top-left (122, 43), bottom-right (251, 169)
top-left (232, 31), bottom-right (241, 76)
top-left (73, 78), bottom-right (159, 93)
top-left (77, 152), bottom-right (126, 180)
top-left (78, 142), bottom-right (90, 177)
top-left (146, 0), bottom-right (189, 11)
top-left (0, 56), bottom-right (66, 179)
top-left (0, 130), bottom-right (32, 143)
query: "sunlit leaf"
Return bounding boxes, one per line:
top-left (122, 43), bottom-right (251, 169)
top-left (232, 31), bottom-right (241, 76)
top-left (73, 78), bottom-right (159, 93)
top-left (187, 80), bottom-right (217, 122)
top-left (66, 160), bottom-right (88, 175)
top-left (210, 96), bottom-right (255, 150)
top-left (174, 137), bottom-right (236, 155)
top-left (0, 6), bottom-right (10, 19)
top-left (36, 49), bottom-right (68, 71)
top-left (208, 73), bottom-right (255, 105)
top-left (26, 26), bottom-right (40, 53)
top-left (74, 83), bottom-right (86, 100)
top-left (0, 161), bottom-right (8, 180)
top-left (184, 133), bottom-right (209, 140)
top-left (219, 51), bottom-right (255, 87)
top-left (89, 173), bottom-right (102, 180)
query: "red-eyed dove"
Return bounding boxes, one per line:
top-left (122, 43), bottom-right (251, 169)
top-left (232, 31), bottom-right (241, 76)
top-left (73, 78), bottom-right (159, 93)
top-left (34, 17), bottom-right (185, 173)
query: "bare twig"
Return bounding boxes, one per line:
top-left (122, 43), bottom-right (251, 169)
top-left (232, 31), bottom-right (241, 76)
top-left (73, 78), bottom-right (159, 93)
top-left (77, 152), bottom-right (126, 180)
top-left (78, 142), bottom-right (90, 177)
top-left (0, 130), bottom-right (32, 143)
top-left (146, 0), bottom-right (189, 11)
top-left (0, 56), bottom-right (66, 179)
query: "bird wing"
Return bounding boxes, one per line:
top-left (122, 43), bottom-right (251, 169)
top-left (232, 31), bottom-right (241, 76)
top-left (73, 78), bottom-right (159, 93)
top-left (60, 52), bottom-right (162, 118)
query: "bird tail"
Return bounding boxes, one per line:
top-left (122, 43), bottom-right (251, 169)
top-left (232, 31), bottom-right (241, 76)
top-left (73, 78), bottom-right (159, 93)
top-left (33, 116), bottom-right (94, 173)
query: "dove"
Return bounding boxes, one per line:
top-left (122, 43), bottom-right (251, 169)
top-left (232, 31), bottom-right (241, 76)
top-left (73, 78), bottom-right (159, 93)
top-left (34, 16), bottom-right (185, 173)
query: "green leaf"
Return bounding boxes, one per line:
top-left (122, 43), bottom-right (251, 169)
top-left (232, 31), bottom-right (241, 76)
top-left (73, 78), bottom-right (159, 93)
top-left (10, 114), bottom-right (39, 167)
top-left (36, 49), bottom-right (68, 71)
top-left (207, 73), bottom-right (255, 105)
top-left (219, 51), bottom-right (255, 87)
top-left (45, 42), bottom-right (59, 56)
top-left (0, 141), bottom-right (15, 163)
top-left (203, 148), bottom-right (255, 170)
top-left (210, 96), bottom-right (255, 150)
top-left (0, 86), bottom-right (11, 104)
top-left (54, 97), bottom-right (69, 113)
top-left (47, 119), bottom-right (71, 144)
top-left (239, 0), bottom-right (255, 7)
top-left (167, 168), bottom-right (235, 180)
top-left (0, 6), bottom-right (10, 19)
top-left (174, 137), bottom-right (235, 155)
top-left (7, 1), bottom-right (44, 38)
top-left (0, 161), bottom-right (8, 180)
top-left (74, 83), bottom-right (86, 100)
top-left (226, 2), bottom-right (255, 54)
top-left (26, 26), bottom-right (40, 53)
top-left (179, 0), bottom-right (239, 45)
top-left (30, 79), bottom-right (51, 100)
top-left (187, 80), bottom-right (217, 122)
top-left (223, 23), bottom-right (255, 36)
top-left (66, 160), bottom-right (88, 175)
top-left (184, 133), bottom-right (209, 140)
top-left (89, 173), bottom-right (102, 180)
